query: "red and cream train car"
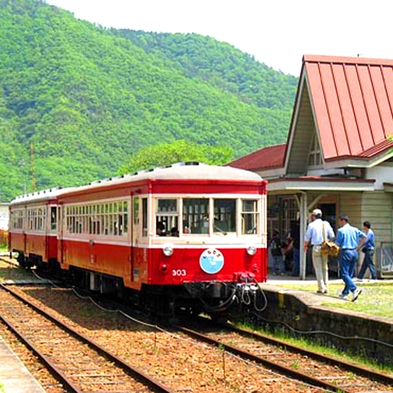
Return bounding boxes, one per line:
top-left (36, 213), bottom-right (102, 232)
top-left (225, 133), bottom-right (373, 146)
top-left (9, 187), bottom-right (73, 269)
top-left (10, 163), bottom-right (267, 314)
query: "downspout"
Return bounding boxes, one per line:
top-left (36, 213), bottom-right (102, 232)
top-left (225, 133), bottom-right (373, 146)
top-left (299, 191), bottom-right (308, 280)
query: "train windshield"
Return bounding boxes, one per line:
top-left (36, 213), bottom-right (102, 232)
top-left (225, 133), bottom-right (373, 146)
top-left (183, 198), bottom-right (209, 234)
top-left (213, 199), bottom-right (236, 234)
top-left (154, 197), bottom-right (260, 237)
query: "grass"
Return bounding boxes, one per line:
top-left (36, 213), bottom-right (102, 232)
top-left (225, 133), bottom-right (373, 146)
top-left (0, 244), bottom-right (7, 252)
top-left (0, 382), bottom-right (5, 393)
top-left (278, 281), bottom-right (393, 319)
top-left (0, 261), bottom-right (32, 282)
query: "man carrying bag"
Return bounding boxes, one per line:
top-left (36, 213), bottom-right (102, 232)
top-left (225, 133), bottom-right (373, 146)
top-left (304, 209), bottom-right (335, 294)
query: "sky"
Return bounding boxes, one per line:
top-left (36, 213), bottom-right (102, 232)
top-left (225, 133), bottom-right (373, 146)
top-left (46, 0), bottom-right (393, 77)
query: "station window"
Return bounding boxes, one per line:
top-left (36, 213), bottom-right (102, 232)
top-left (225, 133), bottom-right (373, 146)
top-left (241, 199), bottom-right (259, 234)
top-left (156, 199), bottom-right (178, 236)
top-left (183, 198), bottom-right (209, 234)
top-left (214, 199), bottom-right (236, 234)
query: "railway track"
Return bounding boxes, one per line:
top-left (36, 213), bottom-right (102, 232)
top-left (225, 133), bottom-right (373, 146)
top-left (0, 283), bottom-right (174, 393)
top-left (1, 261), bottom-right (392, 392)
top-left (0, 282), bottom-right (328, 392)
top-left (175, 317), bottom-right (393, 393)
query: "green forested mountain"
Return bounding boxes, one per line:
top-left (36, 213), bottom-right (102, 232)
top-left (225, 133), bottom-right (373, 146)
top-left (0, 0), bottom-right (297, 201)
top-left (114, 30), bottom-right (298, 110)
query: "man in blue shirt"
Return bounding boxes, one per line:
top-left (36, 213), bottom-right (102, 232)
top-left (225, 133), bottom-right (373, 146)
top-left (356, 221), bottom-right (377, 281)
top-left (335, 215), bottom-right (366, 301)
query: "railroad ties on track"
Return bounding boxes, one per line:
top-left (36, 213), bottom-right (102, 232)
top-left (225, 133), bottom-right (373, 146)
top-left (174, 318), bottom-right (393, 393)
top-left (0, 283), bottom-right (174, 393)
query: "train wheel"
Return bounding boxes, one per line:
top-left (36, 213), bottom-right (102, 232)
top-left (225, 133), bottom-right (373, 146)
top-left (48, 259), bottom-right (62, 278)
top-left (209, 311), bottom-right (229, 324)
top-left (17, 253), bottom-right (27, 269)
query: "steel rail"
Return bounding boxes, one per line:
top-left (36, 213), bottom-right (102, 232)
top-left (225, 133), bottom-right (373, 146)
top-left (174, 324), bottom-right (349, 393)
top-left (0, 283), bottom-right (174, 393)
top-left (0, 313), bottom-right (84, 393)
top-left (222, 320), bottom-right (393, 387)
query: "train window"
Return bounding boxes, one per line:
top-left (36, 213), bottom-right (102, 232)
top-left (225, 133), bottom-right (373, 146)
top-left (11, 210), bottom-right (24, 230)
top-left (142, 198), bottom-right (148, 237)
top-left (133, 198), bottom-right (139, 225)
top-left (183, 198), bottom-right (209, 234)
top-left (63, 200), bottom-right (129, 237)
top-left (25, 207), bottom-right (46, 232)
top-left (51, 207), bottom-right (57, 231)
top-left (123, 202), bottom-right (129, 235)
top-left (214, 199), bottom-right (236, 234)
top-left (241, 199), bottom-right (259, 235)
top-left (155, 199), bottom-right (178, 236)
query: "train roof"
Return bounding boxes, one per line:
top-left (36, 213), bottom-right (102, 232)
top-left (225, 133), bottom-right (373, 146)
top-left (65, 162), bottom-right (264, 194)
top-left (10, 163), bottom-right (264, 205)
top-left (10, 186), bottom-right (77, 206)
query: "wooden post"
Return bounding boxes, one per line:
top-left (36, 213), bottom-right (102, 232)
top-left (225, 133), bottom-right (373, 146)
top-left (299, 192), bottom-right (308, 280)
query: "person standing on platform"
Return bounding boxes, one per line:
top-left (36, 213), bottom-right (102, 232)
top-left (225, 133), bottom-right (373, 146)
top-left (356, 221), bottom-right (377, 281)
top-left (270, 229), bottom-right (285, 275)
top-left (304, 209), bottom-right (334, 294)
top-left (290, 220), bottom-right (300, 276)
top-left (335, 215), bottom-right (366, 301)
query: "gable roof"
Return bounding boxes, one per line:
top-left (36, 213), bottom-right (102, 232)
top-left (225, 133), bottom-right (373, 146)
top-left (227, 143), bottom-right (286, 171)
top-left (303, 54), bottom-right (393, 161)
top-left (230, 54), bottom-right (393, 174)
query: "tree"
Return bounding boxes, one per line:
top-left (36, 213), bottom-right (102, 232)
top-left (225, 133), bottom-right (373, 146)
top-left (119, 140), bottom-right (233, 174)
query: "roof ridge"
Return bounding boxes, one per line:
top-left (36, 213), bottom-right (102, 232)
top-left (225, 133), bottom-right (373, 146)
top-left (303, 54), bottom-right (393, 68)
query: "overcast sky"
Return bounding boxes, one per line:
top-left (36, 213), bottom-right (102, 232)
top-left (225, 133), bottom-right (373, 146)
top-left (46, 0), bottom-right (393, 77)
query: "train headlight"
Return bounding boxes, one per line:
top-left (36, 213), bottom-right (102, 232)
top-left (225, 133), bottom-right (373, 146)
top-left (163, 245), bottom-right (174, 257)
top-left (247, 246), bottom-right (257, 256)
top-left (159, 263), bottom-right (168, 272)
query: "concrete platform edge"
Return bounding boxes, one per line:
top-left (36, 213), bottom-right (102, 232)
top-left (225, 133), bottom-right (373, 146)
top-left (0, 336), bottom-right (45, 393)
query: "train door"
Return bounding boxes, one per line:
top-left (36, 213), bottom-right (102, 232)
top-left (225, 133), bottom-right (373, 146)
top-left (57, 205), bottom-right (64, 266)
top-left (130, 195), bottom-right (140, 285)
top-left (23, 206), bottom-right (27, 257)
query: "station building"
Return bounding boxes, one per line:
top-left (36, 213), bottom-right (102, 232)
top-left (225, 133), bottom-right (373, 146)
top-left (229, 55), bottom-right (393, 279)
top-left (0, 203), bottom-right (9, 231)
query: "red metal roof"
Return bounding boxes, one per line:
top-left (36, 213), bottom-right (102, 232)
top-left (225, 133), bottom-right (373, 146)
top-left (230, 55), bottom-right (393, 173)
top-left (304, 55), bottom-right (393, 160)
top-left (228, 144), bottom-right (286, 171)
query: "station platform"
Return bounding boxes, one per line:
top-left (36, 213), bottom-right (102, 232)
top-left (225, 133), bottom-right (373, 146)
top-left (0, 337), bottom-right (46, 393)
top-left (257, 274), bottom-right (393, 362)
top-left (261, 273), bottom-right (393, 309)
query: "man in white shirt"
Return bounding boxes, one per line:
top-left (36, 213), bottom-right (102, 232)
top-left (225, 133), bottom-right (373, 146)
top-left (304, 209), bottom-right (335, 294)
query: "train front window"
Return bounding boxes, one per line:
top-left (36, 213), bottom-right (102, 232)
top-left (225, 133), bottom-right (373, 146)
top-left (241, 199), bottom-right (259, 235)
top-left (156, 199), bottom-right (178, 236)
top-left (214, 199), bottom-right (236, 234)
top-left (183, 198), bottom-right (209, 234)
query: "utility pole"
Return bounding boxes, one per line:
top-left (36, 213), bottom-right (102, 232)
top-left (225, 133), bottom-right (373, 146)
top-left (30, 142), bottom-right (37, 192)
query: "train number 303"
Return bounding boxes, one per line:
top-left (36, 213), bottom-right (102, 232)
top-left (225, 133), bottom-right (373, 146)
top-left (172, 269), bottom-right (187, 276)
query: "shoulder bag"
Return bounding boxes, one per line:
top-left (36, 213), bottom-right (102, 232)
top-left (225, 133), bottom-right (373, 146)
top-left (320, 221), bottom-right (340, 257)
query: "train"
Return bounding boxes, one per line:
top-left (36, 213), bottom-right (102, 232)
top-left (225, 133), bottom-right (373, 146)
top-left (9, 162), bottom-right (268, 316)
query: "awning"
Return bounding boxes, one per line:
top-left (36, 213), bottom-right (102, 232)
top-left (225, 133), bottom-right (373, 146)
top-left (268, 177), bottom-right (375, 193)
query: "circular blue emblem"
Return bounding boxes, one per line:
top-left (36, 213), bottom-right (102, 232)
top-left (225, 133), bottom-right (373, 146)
top-left (199, 248), bottom-right (224, 274)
